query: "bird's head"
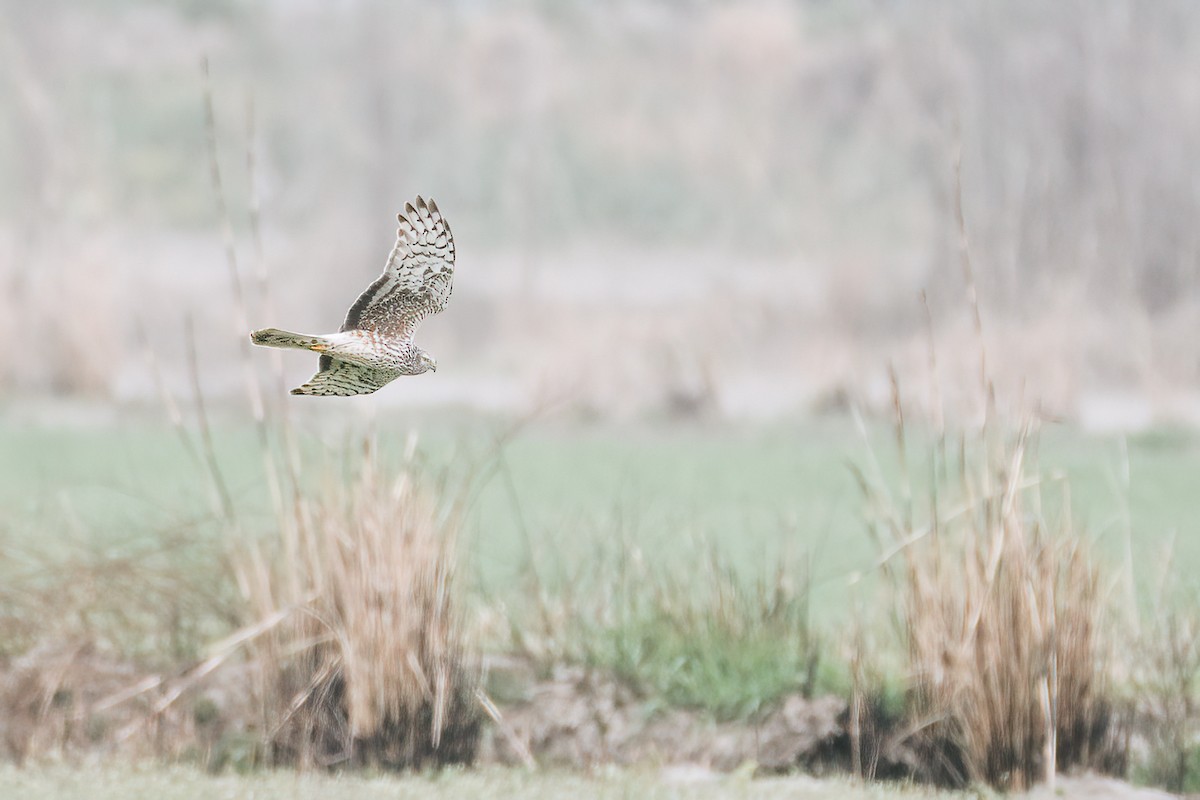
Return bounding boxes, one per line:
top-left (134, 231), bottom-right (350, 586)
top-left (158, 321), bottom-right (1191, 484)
top-left (417, 350), bottom-right (438, 374)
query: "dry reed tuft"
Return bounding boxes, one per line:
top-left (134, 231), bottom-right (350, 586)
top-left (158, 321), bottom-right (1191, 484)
top-left (857, 418), bottom-right (1126, 790)
top-left (236, 445), bottom-right (480, 770)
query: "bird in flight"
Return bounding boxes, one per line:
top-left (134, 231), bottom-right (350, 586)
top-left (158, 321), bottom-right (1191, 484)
top-left (250, 196), bottom-right (455, 396)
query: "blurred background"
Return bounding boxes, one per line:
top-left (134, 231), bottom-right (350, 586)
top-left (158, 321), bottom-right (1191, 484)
top-left (3, 0), bottom-right (1200, 427)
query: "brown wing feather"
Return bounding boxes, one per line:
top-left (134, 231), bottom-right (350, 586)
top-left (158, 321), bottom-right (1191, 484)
top-left (339, 196), bottom-right (455, 341)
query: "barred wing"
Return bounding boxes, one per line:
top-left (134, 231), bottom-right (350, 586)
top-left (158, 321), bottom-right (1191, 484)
top-left (291, 362), bottom-right (397, 397)
top-left (340, 196), bottom-right (455, 341)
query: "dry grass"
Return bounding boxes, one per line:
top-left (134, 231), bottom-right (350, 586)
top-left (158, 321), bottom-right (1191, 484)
top-left (1132, 556), bottom-right (1200, 792)
top-left (0, 519), bottom-right (237, 764)
top-left (235, 442), bottom-right (481, 770)
top-left (856, 417), bottom-right (1126, 791)
top-left (0, 433), bottom-right (484, 771)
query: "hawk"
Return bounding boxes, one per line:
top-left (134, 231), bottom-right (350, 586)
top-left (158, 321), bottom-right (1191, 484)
top-left (250, 197), bottom-right (455, 396)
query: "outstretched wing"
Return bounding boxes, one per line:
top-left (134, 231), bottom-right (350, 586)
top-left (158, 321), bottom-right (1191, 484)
top-left (339, 196), bottom-right (455, 341)
top-left (291, 362), bottom-right (397, 397)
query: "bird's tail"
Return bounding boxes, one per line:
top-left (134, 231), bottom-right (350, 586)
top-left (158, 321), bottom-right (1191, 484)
top-left (249, 327), bottom-right (330, 352)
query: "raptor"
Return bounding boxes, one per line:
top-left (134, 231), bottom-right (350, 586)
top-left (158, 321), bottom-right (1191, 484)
top-left (250, 197), bottom-right (455, 396)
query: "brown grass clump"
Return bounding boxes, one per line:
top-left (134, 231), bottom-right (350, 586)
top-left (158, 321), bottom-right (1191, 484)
top-left (857, 419), bottom-right (1126, 791)
top-left (236, 448), bottom-right (480, 770)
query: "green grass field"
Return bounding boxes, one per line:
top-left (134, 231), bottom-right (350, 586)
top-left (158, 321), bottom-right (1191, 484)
top-left (2, 411), bottom-right (1197, 611)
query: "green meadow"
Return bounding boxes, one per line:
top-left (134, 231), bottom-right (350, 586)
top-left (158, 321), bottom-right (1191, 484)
top-left (3, 412), bottom-right (1196, 621)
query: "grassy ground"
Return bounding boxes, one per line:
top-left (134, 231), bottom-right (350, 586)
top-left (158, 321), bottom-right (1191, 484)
top-left (0, 765), bottom-right (963, 800)
top-left (2, 764), bottom-right (1179, 799)
top-left (2, 410), bottom-right (1198, 788)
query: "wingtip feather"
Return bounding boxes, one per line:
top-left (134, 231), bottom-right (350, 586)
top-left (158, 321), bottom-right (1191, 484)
top-left (397, 196), bottom-right (443, 227)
